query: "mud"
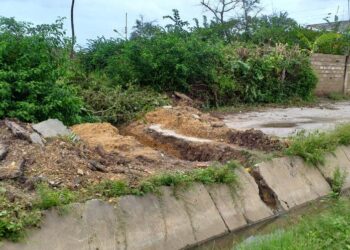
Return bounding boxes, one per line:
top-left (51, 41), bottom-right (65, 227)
top-left (224, 101), bottom-right (350, 137)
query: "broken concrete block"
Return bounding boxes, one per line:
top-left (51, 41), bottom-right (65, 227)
top-left (33, 119), bottom-right (70, 138)
top-left (235, 168), bottom-right (274, 222)
top-left (5, 120), bottom-right (31, 141)
top-left (29, 132), bottom-right (45, 147)
top-left (255, 157), bottom-right (331, 210)
top-left (178, 183), bottom-right (228, 243)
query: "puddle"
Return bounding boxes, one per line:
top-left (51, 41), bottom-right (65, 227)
top-left (224, 102), bottom-right (350, 137)
top-left (260, 122), bottom-right (297, 128)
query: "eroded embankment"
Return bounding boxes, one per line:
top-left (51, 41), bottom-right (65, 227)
top-left (3, 105), bottom-right (349, 250)
top-left (4, 147), bottom-right (350, 250)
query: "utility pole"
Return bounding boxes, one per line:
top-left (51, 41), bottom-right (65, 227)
top-left (70, 0), bottom-right (76, 59)
top-left (125, 12), bottom-right (128, 40)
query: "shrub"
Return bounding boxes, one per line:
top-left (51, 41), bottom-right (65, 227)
top-left (80, 77), bottom-right (170, 124)
top-left (0, 17), bottom-right (84, 125)
top-left (223, 43), bottom-right (317, 103)
top-left (313, 33), bottom-right (349, 55)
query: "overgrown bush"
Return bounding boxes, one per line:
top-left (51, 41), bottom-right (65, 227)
top-left (79, 75), bottom-right (169, 124)
top-left (0, 17), bottom-right (84, 125)
top-left (223, 44), bottom-right (317, 103)
top-left (313, 33), bottom-right (349, 55)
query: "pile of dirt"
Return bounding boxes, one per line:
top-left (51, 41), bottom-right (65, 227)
top-left (71, 123), bottom-right (161, 162)
top-left (0, 121), bottom-right (196, 190)
top-left (135, 106), bottom-right (231, 140)
top-left (125, 106), bottom-right (282, 154)
top-left (228, 129), bottom-right (283, 152)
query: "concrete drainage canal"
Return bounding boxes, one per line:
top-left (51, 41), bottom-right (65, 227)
top-left (2, 104), bottom-right (350, 250)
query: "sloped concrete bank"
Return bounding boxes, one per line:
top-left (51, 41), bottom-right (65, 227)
top-left (3, 147), bottom-right (350, 250)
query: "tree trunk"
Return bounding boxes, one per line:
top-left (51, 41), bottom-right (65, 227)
top-left (70, 0), bottom-right (76, 59)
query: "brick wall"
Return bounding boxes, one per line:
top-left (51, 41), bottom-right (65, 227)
top-left (311, 53), bottom-right (348, 96)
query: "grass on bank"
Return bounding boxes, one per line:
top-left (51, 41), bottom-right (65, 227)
top-left (284, 123), bottom-right (350, 166)
top-left (235, 197), bottom-right (350, 250)
top-left (0, 162), bottom-right (240, 242)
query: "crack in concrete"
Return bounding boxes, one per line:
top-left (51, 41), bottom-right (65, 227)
top-left (204, 185), bottom-right (230, 232)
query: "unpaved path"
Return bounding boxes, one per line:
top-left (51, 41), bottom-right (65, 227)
top-left (223, 101), bottom-right (350, 137)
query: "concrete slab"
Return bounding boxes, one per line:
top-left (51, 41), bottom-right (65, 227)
top-left (158, 187), bottom-right (196, 249)
top-left (118, 194), bottom-right (166, 250)
top-left (82, 200), bottom-right (122, 250)
top-left (33, 119), bottom-right (70, 138)
top-left (177, 183), bottom-right (228, 243)
top-left (206, 184), bottom-right (247, 231)
top-left (235, 168), bottom-right (274, 222)
top-left (255, 157), bottom-right (331, 210)
top-left (3, 204), bottom-right (89, 250)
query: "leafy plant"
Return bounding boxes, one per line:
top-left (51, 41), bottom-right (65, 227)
top-left (331, 168), bottom-right (346, 197)
top-left (0, 17), bottom-right (84, 125)
top-left (35, 184), bottom-right (76, 210)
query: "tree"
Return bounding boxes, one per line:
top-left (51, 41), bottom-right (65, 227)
top-left (163, 9), bottom-right (189, 32)
top-left (200, 0), bottom-right (239, 24)
top-left (70, 0), bottom-right (76, 58)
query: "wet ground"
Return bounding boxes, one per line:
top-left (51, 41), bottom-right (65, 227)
top-left (224, 101), bottom-right (350, 137)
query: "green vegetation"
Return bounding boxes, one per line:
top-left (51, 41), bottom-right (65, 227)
top-left (0, 163), bottom-right (239, 242)
top-left (235, 198), bottom-right (350, 250)
top-left (0, 17), bottom-right (84, 125)
top-left (35, 183), bottom-right (76, 210)
top-left (285, 124), bottom-right (350, 165)
top-left (331, 168), bottom-right (346, 197)
top-left (92, 161), bottom-right (240, 197)
top-left (0, 194), bottom-right (41, 242)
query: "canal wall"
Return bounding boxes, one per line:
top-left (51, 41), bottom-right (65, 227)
top-left (4, 146), bottom-right (350, 250)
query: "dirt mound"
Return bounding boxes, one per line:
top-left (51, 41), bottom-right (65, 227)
top-left (71, 123), bottom-right (161, 162)
top-left (139, 106), bottom-right (231, 140)
top-left (228, 129), bottom-right (283, 151)
top-left (126, 106), bottom-right (282, 154)
top-left (0, 121), bottom-right (197, 189)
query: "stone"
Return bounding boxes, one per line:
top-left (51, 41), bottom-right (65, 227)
top-left (235, 168), bottom-right (274, 222)
top-left (174, 91), bottom-right (193, 103)
top-left (32, 119), bottom-right (70, 138)
top-left (77, 169), bottom-right (84, 176)
top-left (0, 143), bottom-right (8, 161)
top-left (178, 183), bottom-right (228, 243)
top-left (88, 160), bottom-right (107, 173)
top-left (206, 184), bottom-right (247, 231)
top-left (118, 194), bottom-right (166, 250)
top-left (158, 187), bottom-right (196, 249)
top-left (5, 120), bottom-right (31, 141)
top-left (29, 132), bottom-right (45, 147)
top-left (0, 159), bottom-right (25, 181)
top-left (255, 157), bottom-right (331, 210)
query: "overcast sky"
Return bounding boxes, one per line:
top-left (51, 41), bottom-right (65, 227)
top-left (0, 0), bottom-right (349, 45)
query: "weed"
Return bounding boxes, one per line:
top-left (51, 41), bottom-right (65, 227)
top-left (331, 168), bottom-right (346, 197)
top-left (35, 184), bottom-right (76, 210)
top-left (236, 198), bottom-right (350, 250)
top-left (285, 124), bottom-right (350, 166)
top-left (0, 195), bottom-right (41, 242)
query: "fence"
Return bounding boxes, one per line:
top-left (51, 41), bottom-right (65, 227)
top-left (311, 53), bottom-right (350, 95)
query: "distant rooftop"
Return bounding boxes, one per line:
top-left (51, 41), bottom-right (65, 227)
top-left (307, 20), bottom-right (350, 32)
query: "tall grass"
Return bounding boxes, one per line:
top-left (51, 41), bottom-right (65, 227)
top-left (236, 198), bottom-right (350, 250)
top-left (285, 124), bottom-right (350, 165)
